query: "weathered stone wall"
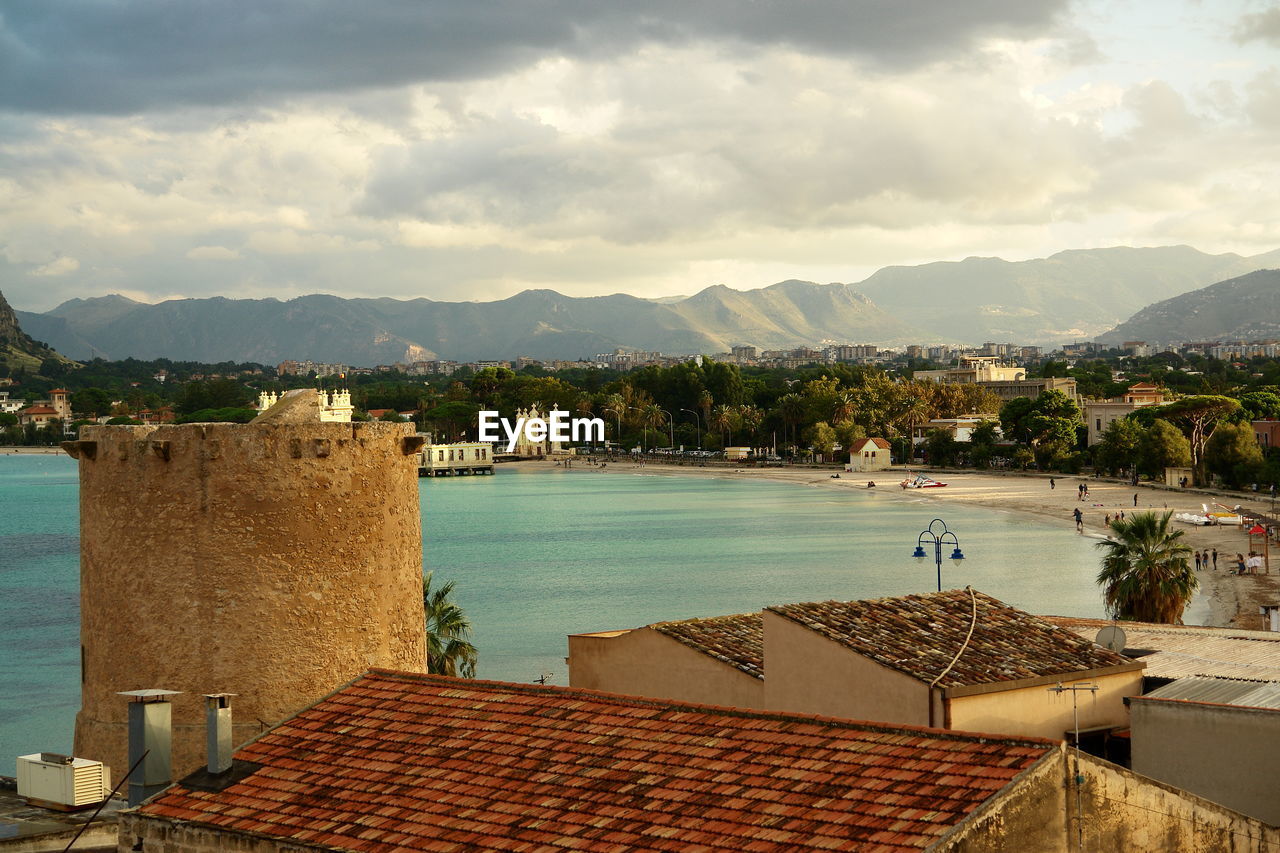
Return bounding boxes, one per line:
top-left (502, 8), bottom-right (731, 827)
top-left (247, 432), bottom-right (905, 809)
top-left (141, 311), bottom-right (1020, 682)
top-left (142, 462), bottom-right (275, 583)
top-left (119, 813), bottom-right (319, 852)
top-left (70, 420), bottom-right (427, 779)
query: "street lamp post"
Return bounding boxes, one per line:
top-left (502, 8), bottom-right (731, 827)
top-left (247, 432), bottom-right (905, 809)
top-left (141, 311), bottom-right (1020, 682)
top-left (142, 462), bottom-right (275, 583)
top-left (681, 408), bottom-right (702, 449)
top-left (627, 406), bottom-right (646, 452)
top-left (603, 408), bottom-right (622, 453)
top-left (912, 518), bottom-right (965, 592)
top-left (659, 408), bottom-right (674, 449)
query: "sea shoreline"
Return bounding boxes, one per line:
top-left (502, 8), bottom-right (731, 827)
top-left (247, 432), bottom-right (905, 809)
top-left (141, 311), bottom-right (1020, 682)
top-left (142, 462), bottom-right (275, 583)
top-left (541, 458), bottom-right (1278, 630)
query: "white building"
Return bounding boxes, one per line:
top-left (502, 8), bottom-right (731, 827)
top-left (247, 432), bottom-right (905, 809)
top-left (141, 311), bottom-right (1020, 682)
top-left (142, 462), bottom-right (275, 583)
top-left (846, 438), bottom-right (892, 472)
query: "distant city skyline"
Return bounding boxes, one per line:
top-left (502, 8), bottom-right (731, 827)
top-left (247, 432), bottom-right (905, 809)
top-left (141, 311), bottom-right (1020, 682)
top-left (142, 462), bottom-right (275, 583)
top-left (2, 0), bottom-right (1279, 312)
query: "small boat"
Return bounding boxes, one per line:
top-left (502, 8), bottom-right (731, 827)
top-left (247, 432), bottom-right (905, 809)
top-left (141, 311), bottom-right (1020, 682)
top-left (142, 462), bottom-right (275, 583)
top-left (900, 472), bottom-right (948, 489)
top-left (1173, 512), bottom-right (1212, 526)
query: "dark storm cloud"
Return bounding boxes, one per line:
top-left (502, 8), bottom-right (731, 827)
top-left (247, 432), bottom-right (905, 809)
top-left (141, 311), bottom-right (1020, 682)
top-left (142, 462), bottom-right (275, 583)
top-left (0, 0), bottom-right (1068, 115)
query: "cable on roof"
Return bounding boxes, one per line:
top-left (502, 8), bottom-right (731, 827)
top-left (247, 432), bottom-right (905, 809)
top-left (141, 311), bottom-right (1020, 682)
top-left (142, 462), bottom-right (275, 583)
top-left (931, 585), bottom-right (978, 689)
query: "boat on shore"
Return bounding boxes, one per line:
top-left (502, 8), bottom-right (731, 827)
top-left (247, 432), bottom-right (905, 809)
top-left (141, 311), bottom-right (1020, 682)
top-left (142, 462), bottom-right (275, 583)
top-left (900, 472), bottom-right (948, 489)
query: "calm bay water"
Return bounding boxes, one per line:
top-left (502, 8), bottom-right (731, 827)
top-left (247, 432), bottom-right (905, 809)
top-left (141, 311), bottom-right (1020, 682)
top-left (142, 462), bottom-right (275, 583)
top-left (0, 454), bottom-right (1105, 766)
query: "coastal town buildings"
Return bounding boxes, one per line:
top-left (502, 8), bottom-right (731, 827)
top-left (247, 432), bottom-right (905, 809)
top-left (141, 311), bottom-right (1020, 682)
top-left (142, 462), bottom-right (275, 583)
top-left (417, 439), bottom-right (494, 476)
top-left (569, 590), bottom-right (1144, 741)
top-left (1083, 382), bottom-right (1164, 445)
top-left (257, 388), bottom-right (353, 422)
top-left (119, 669), bottom-right (1280, 852)
top-left (910, 415), bottom-right (999, 446)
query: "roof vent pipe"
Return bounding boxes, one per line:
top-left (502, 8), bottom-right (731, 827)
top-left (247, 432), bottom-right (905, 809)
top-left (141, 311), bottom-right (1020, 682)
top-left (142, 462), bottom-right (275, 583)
top-left (118, 689), bottom-right (181, 807)
top-left (204, 694), bottom-right (236, 775)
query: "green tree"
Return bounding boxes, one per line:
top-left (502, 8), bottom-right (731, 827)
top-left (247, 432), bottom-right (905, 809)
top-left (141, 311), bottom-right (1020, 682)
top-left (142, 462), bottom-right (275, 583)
top-left (967, 420), bottom-right (1000, 469)
top-left (923, 428), bottom-right (960, 467)
top-left (422, 571), bottom-right (478, 678)
top-left (71, 387), bottom-right (113, 418)
top-left (1204, 421), bottom-right (1264, 489)
top-left (1095, 512), bottom-right (1196, 623)
top-left (804, 421), bottom-right (837, 461)
top-left (1148, 395), bottom-right (1241, 485)
top-left (1095, 418), bottom-right (1144, 477)
top-left (1138, 419), bottom-right (1191, 478)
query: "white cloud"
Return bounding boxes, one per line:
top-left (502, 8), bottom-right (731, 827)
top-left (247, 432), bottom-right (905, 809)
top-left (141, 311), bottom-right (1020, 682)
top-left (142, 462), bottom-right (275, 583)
top-left (185, 245), bottom-right (241, 260)
top-left (32, 256), bottom-right (80, 276)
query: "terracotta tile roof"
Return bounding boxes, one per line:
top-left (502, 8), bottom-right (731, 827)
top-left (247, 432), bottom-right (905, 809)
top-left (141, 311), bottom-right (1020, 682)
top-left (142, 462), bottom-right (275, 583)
top-left (768, 590), bottom-right (1137, 690)
top-left (852, 438), bottom-right (892, 451)
top-left (139, 670), bottom-right (1055, 852)
top-left (651, 613), bottom-right (764, 679)
top-left (19, 405), bottom-right (58, 415)
top-left (1043, 616), bottom-right (1280, 681)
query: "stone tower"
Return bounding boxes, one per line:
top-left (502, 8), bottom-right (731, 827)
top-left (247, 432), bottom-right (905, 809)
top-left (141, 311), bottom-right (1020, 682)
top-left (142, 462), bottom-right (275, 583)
top-left (63, 391), bottom-right (428, 777)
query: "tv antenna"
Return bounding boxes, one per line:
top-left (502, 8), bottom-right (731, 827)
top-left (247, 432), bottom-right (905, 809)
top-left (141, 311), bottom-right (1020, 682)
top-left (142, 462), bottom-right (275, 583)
top-left (1048, 681), bottom-right (1099, 852)
top-left (532, 671), bottom-right (553, 685)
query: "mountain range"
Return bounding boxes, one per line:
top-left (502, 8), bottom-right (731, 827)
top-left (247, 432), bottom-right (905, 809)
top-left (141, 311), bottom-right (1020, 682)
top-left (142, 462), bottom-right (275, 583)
top-left (0, 288), bottom-right (68, 374)
top-left (1097, 269), bottom-right (1280, 345)
top-left (12, 245), bottom-right (1280, 365)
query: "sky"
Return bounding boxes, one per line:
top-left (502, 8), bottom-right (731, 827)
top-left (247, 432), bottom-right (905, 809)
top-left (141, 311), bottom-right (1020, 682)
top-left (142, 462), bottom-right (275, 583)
top-left (2, 0), bottom-right (1280, 312)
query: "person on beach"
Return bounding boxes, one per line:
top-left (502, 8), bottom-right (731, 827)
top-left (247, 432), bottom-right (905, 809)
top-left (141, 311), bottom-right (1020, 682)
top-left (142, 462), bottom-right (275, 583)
top-left (1073, 507), bottom-right (1083, 532)
top-left (1105, 513), bottom-right (1111, 526)
top-left (1050, 477), bottom-right (1055, 490)
top-left (1133, 493), bottom-right (1138, 507)
top-left (1194, 551), bottom-right (1202, 571)
top-left (1235, 553), bottom-right (1247, 575)
top-left (1212, 548), bottom-right (1218, 570)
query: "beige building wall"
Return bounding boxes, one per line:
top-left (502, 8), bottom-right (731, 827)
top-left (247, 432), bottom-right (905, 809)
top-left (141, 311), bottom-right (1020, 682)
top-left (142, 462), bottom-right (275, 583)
top-left (939, 745), bottom-right (1280, 853)
top-left (567, 629), bottom-right (763, 708)
top-left (1130, 699), bottom-right (1280, 825)
top-left (69, 420), bottom-right (428, 779)
top-left (761, 611), bottom-right (939, 726)
top-left (947, 669), bottom-right (1143, 740)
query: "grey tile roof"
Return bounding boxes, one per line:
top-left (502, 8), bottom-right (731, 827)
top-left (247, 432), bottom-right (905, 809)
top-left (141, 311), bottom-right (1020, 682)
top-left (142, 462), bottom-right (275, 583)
top-left (769, 590), bottom-right (1136, 689)
top-left (651, 613), bottom-right (764, 679)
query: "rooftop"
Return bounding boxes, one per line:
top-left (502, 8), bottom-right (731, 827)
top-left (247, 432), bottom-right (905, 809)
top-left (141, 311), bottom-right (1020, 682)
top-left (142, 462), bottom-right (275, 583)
top-left (1134, 676), bottom-right (1280, 711)
top-left (138, 669), bottom-right (1056, 852)
top-left (0, 778), bottom-right (123, 851)
top-left (1043, 617), bottom-right (1280, 681)
top-left (651, 612), bottom-right (764, 679)
top-left (769, 590), bottom-right (1137, 689)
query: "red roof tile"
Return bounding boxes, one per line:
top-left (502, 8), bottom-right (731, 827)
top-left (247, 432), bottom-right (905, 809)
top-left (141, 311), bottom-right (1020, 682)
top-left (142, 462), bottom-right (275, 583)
top-left (768, 590), bottom-right (1138, 689)
top-left (652, 613), bottom-right (764, 679)
top-left (139, 670), bottom-right (1054, 852)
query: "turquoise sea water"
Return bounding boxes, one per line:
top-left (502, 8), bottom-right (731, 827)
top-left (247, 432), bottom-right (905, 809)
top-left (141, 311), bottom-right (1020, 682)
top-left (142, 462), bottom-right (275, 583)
top-left (0, 455), bottom-right (1106, 766)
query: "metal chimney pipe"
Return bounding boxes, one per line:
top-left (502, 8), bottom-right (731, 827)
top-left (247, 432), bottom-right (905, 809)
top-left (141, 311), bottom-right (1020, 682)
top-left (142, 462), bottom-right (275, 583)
top-left (119, 690), bottom-right (181, 807)
top-left (203, 694), bottom-right (235, 774)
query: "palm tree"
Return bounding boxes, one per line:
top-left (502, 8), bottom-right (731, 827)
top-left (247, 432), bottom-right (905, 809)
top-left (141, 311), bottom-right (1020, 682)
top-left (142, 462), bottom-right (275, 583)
top-left (422, 571), bottom-right (478, 677)
top-left (710, 404), bottom-right (737, 447)
top-left (1095, 512), bottom-right (1197, 624)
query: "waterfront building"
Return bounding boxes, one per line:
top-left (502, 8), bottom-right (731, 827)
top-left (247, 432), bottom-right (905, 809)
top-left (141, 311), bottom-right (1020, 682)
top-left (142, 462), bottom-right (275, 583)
top-left (418, 439), bottom-right (494, 476)
top-left (569, 589), bottom-right (1143, 741)
top-left (509, 405), bottom-right (566, 457)
top-left (1255, 420), bottom-right (1280, 451)
top-left (846, 437), bottom-right (892, 471)
top-left (120, 669), bottom-right (1280, 852)
top-left (911, 415), bottom-right (999, 446)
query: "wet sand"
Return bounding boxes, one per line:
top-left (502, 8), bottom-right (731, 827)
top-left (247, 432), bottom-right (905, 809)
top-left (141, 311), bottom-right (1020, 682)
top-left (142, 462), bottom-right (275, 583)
top-left (550, 459), bottom-right (1279, 630)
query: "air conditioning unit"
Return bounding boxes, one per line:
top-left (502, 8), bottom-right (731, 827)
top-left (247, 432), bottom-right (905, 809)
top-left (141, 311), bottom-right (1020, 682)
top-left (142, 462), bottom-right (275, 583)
top-left (16, 753), bottom-right (110, 809)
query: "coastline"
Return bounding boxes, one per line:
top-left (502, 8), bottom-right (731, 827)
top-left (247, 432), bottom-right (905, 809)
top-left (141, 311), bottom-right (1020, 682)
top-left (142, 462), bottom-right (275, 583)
top-left (546, 459), bottom-right (1278, 630)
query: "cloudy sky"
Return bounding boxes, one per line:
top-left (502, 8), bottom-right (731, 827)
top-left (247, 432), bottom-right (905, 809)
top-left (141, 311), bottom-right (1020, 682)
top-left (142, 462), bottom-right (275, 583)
top-left (2, 0), bottom-right (1279, 311)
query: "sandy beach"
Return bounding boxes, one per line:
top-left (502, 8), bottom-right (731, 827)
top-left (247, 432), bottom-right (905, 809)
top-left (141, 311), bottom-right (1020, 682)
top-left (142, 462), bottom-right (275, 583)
top-left (551, 458), bottom-right (1279, 630)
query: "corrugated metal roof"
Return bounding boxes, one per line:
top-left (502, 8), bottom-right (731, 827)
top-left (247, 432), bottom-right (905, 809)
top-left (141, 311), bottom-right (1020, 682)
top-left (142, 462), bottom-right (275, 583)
top-left (1138, 676), bottom-right (1280, 710)
top-left (1043, 616), bottom-right (1280, 681)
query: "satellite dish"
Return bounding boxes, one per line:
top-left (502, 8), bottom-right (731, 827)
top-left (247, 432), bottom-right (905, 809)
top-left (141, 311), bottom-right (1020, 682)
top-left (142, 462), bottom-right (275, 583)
top-left (1095, 626), bottom-right (1127, 653)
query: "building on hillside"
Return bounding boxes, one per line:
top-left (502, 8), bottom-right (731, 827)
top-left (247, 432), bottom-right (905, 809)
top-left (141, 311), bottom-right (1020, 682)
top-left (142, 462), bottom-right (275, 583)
top-left (846, 437), bottom-right (892, 471)
top-left (1129, 676), bottom-right (1280, 825)
top-left (16, 404), bottom-right (59, 427)
top-left (122, 669), bottom-right (1280, 853)
top-left (1083, 383), bottom-right (1164, 445)
top-left (980, 376), bottom-right (1080, 405)
top-left (0, 389), bottom-right (21, 414)
top-left (569, 589), bottom-right (1144, 742)
top-left (911, 415), bottom-right (999, 446)
top-left (417, 440), bottom-right (494, 476)
top-left (257, 389), bottom-right (353, 422)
